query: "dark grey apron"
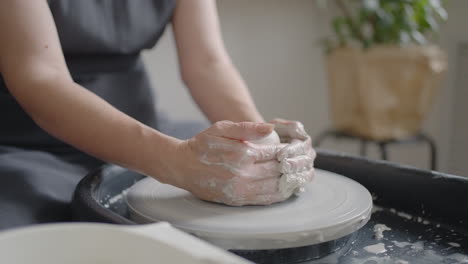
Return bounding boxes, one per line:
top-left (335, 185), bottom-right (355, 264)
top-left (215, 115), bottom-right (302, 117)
top-left (0, 0), bottom-right (176, 230)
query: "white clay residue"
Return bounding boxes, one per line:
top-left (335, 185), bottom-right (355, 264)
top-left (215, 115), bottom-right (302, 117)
top-left (446, 253), bottom-right (468, 263)
top-left (364, 243), bottom-right (387, 254)
top-left (448, 242), bottom-right (461, 248)
top-left (419, 250), bottom-right (468, 264)
top-left (207, 179), bottom-right (217, 188)
top-left (348, 256), bottom-right (391, 264)
top-left (388, 208), bottom-right (412, 219)
top-left (392, 241), bottom-right (412, 248)
top-left (309, 240), bottom-right (468, 264)
top-left (315, 237), bottom-right (468, 264)
top-left (392, 240), bottom-right (424, 251)
top-left (394, 260), bottom-right (409, 264)
top-left (372, 207), bottom-right (440, 229)
top-left (103, 188), bottom-right (130, 208)
top-left (373, 224), bottom-right (392, 240)
top-left (396, 211), bottom-right (412, 220)
top-left (340, 250), bottom-right (468, 264)
top-left (279, 171), bottom-right (309, 197)
top-left (411, 241), bottom-right (424, 251)
top-left (372, 205), bottom-right (384, 214)
top-left (109, 189), bottom-right (129, 204)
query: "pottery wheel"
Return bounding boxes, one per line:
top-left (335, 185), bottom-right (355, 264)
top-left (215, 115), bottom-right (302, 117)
top-left (125, 169), bottom-right (372, 250)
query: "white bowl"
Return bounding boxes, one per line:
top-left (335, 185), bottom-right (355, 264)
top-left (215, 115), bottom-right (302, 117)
top-left (0, 222), bottom-right (250, 264)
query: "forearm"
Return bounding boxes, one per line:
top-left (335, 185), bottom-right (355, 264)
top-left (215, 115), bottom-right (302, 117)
top-left (183, 60), bottom-right (264, 123)
top-left (0, 0), bottom-right (179, 184)
top-left (171, 0), bottom-right (263, 123)
top-left (8, 73), bottom-right (178, 183)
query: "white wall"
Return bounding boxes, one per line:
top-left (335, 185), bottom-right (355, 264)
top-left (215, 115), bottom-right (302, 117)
top-left (143, 0), bottom-right (467, 175)
top-left (438, 0), bottom-right (468, 176)
top-left (143, 0), bottom-right (329, 128)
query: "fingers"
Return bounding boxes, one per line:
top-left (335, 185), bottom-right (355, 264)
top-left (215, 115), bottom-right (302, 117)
top-left (240, 160), bottom-right (281, 179)
top-left (196, 121), bottom-right (283, 169)
top-left (239, 190), bottom-right (292, 206)
top-left (247, 193), bottom-right (286, 206)
top-left (279, 168), bottom-right (315, 196)
top-left (277, 138), bottom-right (313, 161)
top-left (280, 155), bottom-right (314, 174)
top-left (301, 169), bottom-right (315, 183)
top-left (217, 177), bottom-right (279, 206)
top-left (245, 177), bottom-right (280, 196)
top-left (187, 120), bottom-right (316, 207)
top-left (271, 118), bottom-right (308, 140)
top-left (197, 136), bottom-right (281, 170)
top-left (207, 120), bottom-right (274, 141)
top-left (208, 166), bottom-right (315, 206)
top-left (246, 142), bottom-right (283, 162)
top-left (222, 168), bottom-right (315, 206)
top-left (196, 136), bottom-right (252, 169)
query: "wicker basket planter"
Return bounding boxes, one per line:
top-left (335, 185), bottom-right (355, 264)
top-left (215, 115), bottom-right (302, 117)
top-left (326, 45), bottom-right (447, 140)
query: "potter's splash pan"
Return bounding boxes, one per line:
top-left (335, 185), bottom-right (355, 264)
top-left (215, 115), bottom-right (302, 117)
top-left (73, 150), bottom-right (468, 264)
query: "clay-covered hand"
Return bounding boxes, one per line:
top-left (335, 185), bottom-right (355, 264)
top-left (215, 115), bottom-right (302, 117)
top-left (167, 121), bottom-right (288, 206)
top-left (270, 118), bottom-right (316, 196)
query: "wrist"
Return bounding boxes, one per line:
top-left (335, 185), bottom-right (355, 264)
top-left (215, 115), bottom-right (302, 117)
top-left (131, 127), bottom-right (183, 185)
top-left (153, 136), bottom-right (186, 186)
top-left (161, 139), bottom-right (192, 189)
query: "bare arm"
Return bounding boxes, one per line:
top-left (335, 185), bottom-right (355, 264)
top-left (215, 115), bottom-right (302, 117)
top-left (0, 0), bottom-right (312, 206)
top-left (172, 0), bottom-right (264, 123)
top-left (0, 0), bottom-right (178, 182)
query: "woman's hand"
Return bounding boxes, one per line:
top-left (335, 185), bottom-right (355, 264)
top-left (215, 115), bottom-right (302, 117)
top-left (271, 119), bottom-right (316, 196)
top-left (165, 121), bottom-right (288, 206)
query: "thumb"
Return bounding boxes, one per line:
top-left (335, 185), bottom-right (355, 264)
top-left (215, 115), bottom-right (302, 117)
top-left (208, 121), bottom-right (274, 141)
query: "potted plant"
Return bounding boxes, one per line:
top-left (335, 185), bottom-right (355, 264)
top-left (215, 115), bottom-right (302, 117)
top-left (320, 0), bottom-right (448, 140)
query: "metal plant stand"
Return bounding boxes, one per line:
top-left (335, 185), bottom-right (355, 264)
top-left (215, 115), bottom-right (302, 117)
top-left (313, 130), bottom-right (437, 170)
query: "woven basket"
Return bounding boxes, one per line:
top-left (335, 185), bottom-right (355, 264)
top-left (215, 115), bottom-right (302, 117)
top-left (326, 45), bottom-right (447, 140)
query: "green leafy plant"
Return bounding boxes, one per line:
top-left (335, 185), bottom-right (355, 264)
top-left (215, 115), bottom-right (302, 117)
top-left (321, 0), bottom-right (448, 52)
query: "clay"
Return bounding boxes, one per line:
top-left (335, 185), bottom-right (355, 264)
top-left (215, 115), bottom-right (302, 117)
top-left (249, 131), bottom-right (281, 145)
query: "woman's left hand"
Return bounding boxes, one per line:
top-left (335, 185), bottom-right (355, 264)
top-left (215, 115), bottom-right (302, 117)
top-left (271, 118), bottom-right (316, 196)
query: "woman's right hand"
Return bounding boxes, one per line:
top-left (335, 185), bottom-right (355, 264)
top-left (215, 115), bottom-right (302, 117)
top-left (164, 121), bottom-right (285, 206)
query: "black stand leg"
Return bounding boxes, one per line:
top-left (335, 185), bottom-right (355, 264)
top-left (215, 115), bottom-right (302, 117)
top-left (359, 139), bottom-right (367, 157)
top-left (420, 134), bottom-right (437, 170)
top-left (314, 129), bottom-right (438, 171)
top-left (378, 143), bottom-right (388, 160)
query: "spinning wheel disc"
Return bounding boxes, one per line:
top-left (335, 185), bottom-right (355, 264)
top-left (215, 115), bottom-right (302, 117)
top-left (126, 169), bottom-right (372, 250)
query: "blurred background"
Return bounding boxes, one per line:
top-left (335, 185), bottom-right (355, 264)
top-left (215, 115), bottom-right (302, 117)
top-left (142, 0), bottom-right (467, 176)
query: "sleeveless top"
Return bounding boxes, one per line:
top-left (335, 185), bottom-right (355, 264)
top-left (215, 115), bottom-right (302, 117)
top-left (0, 0), bottom-right (176, 149)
